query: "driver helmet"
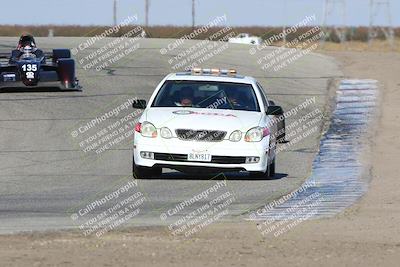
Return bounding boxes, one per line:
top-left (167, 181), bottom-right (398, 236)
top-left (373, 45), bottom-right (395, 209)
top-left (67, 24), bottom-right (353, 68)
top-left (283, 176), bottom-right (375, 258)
top-left (17, 34), bottom-right (37, 50)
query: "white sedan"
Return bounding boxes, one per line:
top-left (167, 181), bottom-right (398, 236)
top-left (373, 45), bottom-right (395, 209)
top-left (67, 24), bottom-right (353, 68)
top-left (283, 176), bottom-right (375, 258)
top-left (132, 68), bottom-right (285, 179)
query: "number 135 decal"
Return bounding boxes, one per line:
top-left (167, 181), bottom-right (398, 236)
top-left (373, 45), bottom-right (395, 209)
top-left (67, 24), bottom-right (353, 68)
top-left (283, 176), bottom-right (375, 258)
top-left (22, 64), bottom-right (38, 72)
top-left (22, 64), bottom-right (37, 79)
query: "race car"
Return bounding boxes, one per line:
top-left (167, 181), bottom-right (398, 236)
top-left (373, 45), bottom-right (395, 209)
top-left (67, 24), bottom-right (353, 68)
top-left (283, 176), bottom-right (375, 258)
top-left (132, 68), bottom-right (285, 179)
top-left (0, 35), bottom-right (79, 90)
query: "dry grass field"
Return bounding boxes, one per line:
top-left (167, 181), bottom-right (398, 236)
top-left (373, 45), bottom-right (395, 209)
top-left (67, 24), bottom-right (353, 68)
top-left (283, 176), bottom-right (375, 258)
top-left (1, 24), bottom-right (399, 42)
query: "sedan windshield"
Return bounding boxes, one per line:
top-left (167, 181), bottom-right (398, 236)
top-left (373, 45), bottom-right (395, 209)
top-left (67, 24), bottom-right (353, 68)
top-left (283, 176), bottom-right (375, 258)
top-left (151, 80), bottom-right (260, 112)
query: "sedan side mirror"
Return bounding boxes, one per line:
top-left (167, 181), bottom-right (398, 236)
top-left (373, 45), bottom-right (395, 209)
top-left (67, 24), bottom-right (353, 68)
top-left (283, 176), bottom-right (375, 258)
top-left (132, 99), bottom-right (147, 109)
top-left (266, 105), bottom-right (284, 116)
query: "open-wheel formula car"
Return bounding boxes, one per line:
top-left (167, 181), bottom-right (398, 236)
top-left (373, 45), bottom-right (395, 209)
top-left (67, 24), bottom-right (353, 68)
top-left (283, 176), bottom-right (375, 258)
top-left (0, 35), bottom-right (79, 90)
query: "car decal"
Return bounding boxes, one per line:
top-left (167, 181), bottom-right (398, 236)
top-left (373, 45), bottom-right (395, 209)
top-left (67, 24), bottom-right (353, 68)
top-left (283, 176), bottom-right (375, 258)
top-left (172, 110), bottom-right (237, 117)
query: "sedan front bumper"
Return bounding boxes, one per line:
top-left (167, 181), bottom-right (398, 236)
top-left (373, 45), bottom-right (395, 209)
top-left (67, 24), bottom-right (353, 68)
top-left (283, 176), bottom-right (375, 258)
top-left (134, 135), bottom-right (270, 172)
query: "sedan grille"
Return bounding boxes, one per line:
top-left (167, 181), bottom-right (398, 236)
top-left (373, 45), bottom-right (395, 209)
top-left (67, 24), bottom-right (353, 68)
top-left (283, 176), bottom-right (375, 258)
top-left (175, 129), bottom-right (226, 142)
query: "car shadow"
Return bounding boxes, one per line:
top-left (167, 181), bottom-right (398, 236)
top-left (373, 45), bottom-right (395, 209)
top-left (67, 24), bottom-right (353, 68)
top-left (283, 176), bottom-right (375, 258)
top-left (140, 171), bottom-right (288, 181)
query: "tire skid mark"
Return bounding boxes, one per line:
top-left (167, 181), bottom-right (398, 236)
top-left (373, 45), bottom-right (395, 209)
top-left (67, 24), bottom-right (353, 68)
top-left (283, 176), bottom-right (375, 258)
top-left (251, 79), bottom-right (378, 220)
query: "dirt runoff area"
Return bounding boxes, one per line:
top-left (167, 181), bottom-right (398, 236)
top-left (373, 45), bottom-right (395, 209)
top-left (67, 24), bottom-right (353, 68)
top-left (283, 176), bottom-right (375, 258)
top-left (1, 51), bottom-right (400, 267)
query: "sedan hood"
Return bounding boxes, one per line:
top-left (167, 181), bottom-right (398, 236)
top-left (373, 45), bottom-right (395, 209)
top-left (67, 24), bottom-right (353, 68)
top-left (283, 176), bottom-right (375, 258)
top-left (144, 107), bottom-right (263, 132)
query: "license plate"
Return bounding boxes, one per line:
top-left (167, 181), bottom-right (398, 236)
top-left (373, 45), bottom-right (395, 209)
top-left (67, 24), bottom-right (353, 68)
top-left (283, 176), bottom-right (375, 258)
top-left (188, 153), bottom-right (212, 162)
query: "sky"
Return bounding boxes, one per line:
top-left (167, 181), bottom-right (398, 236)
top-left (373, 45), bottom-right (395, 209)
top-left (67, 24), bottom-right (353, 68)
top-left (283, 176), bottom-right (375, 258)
top-left (0, 0), bottom-right (398, 27)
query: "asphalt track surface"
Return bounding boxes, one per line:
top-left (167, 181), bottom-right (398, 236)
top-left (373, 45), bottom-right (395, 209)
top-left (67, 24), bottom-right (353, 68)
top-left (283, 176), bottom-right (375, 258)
top-left (0, 37), bottom-right (342, 234)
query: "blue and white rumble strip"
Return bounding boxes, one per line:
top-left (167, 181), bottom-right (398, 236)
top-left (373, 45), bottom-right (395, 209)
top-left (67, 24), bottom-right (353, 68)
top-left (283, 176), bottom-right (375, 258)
top-left (250, 79), bottom-right (378, 220)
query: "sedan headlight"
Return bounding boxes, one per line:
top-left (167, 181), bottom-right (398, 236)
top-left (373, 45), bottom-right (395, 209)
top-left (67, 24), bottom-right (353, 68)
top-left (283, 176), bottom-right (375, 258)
top-left (229, 130), bottom-right (242, 142)
top-left (141, 121), bottom-right (157, 138)
top-left (160, 127), bottom-right (173, 139)
top-left (244, 127), bottom-right (270, 142)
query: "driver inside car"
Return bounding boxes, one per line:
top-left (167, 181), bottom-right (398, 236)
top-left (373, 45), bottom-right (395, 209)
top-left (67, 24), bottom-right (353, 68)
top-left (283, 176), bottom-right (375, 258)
top-left (175, 86), bottom-right (195, 107)
top-left (226, 89), bottom-right (253, 110)
top-left (9, 34), bottom-right (44, 64)
top-left (227, 89), bottom-right (243, 107)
